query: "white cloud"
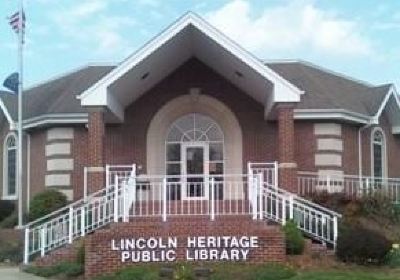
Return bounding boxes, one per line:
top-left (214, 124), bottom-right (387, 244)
top-left (48, 0), bottom-right (136, 57)
top-left (206, 0), bottom-right (373, 57)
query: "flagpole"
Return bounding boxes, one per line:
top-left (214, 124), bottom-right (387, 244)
top-left (17, 0), bottom-right (24, 228)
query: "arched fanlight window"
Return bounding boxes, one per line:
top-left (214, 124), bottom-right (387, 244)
top-left (371, 128), bottom-right (386, 178)
top-left (165, 113), bottom-right (224, 178)
top-left (3, 134), bottom-right (17, 199)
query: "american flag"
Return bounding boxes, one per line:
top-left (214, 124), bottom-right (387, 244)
top-left (8, 10), bottom-right (26, 34)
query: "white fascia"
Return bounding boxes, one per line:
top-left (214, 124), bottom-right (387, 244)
top-left (294, 109), bottom-right (372, 124)
top-left (0, 97), bottom-right (16, 130)
top-left (373, 85), bottom-right (400, 133)
top-left (78, 12), bottom-right (303, 118)
top-left (22, 113), bottom-right (88, 129)
top-left (373, 85), bottom-right (395, 122)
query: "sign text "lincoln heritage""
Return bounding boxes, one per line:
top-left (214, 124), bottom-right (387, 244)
top-left (111, 236), bottom-right (259, 263)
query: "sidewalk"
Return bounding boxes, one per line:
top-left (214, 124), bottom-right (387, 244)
top-left (0, 266), bottom-right (45, 280)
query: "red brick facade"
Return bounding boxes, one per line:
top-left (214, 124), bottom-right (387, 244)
top-left (87, 108), bottom-right (106, 192)
top-left (277, 104), bottom-right (297, 193)
top-left (85, 216), bottom-right (285, 278)
top-left (1, 59), bottom-right (400, 204)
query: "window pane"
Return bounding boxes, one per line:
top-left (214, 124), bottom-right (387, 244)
top-left (206, 125), bottom-right (223, 141)
top-left (373, 143), bottom-right (382, 177)
top-left (209, 162), bottom-right (223, 175)
top-left (209, 143), bottom-right (223, 161)
top-left (374, 131), bottom-right (383, 143)
top-left (167, 144), bottom-right (180, 161)
top-left (167, 126), bottom-right (182, 142)
top-left (8, 149), bottom-right (16, 196)
top-left (176, 114), bottom-right (194, 132)
top-left (167, 163), bottom-right (181, 176)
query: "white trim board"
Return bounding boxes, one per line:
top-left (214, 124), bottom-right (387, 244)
top-left (78, 12), bottom-right (303, 120)
top-left (294, 109), bottom-right (372, 124)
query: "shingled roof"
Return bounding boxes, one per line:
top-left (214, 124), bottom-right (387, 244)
top-left (0, 60), bottom-right (394, 127)
top-left (266, 61), bottom-right (391, 116)
top-left (0, 65), bottom-right (115, 121)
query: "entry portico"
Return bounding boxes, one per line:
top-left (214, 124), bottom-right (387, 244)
top-left (79, 12), bottom-right (302, 194)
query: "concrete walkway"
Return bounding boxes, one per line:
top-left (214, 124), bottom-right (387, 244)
top-left (0, 266), bottom-right (45, 280)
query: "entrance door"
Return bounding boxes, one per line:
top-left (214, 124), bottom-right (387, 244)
top-left (182, 143), bottom-right (209, 200)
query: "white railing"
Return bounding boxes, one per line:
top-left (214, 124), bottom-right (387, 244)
top-left (298, 171), bottom-right (400, 203)
top-left (23, 165), bottom-right (136, 264)
top-left (127, 174), bottom-right (252, 219)
top-left (248, 161), bottom-right (278, 189)
top-left (24, 163), bottom-right (343, 264)
top-left (260, 182), bottom-right (341, 247)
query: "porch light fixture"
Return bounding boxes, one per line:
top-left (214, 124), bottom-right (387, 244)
top-left (141, 72), bottom-right (150, 80)
top-left (234, 71), bottom-right (243, 78)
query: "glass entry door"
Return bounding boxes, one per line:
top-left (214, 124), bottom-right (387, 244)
top-left (182, 143), bottom-right (209, 200)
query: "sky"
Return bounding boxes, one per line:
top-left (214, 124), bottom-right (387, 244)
top-left (0, 0), bottom-right (399, 90)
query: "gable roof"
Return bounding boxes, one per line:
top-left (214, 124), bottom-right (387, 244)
top-left (77, 12), bottom-right (303, 121)
top-left (0, 61), bottom-right (396, 129)
top-left (0, 65), bottom-right (114, 128)
top-left (266, 61), bottom-right (390, 117)
top-left (0, 13), bottom-right (397, 130)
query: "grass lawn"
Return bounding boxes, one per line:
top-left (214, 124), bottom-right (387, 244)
top-left (210, 264), bottom-right (400, 280)
top-left (91, 263), bottom-right (400, 280)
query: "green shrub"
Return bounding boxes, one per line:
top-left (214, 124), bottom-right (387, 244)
top-left (0, 211), bottom-right (17, 228)
top-left (0, 200), bottom-right (15, 222)
top-left (25, 262), bottom-right (83, 278)
top-left (360, 193), bottom-right (400, 223)
top-left (252, 264), bottom-right (296, 280)
top-left (0, 237), bottom-right (22, 263)
top-left (309, 192), bottom-right (353, 213)
top-left (283, 220), bottom-right (305, 255)
top-left (29, 189), bottom-right (68, 221)
top-left (174, 264), bottom-right (194, 280)
top-left (115, 266), bottom-right (158, 280)
top-left (336, 223), bottom-right (391, 264)
top-left (77, 242), bottom-right (85, 265)
top-left (385, 244), bottom-right (400, 268)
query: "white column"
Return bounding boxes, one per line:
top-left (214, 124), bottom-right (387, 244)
top-left (114, 175), bottom-right (119, 223)
top-left (162, 178), bottom-right (167, 222)
top-left (282, 197), bottom-right (287, 225)
top-left (333, 216), bottom-right (338, 251)
top-left (210, 178), bottom-right (215, 221)
top-left (23, 228), bottom-right (29, 264)
top-left (68, 207), bottom-right (73, 244)
top-left (274, 161), bottom-right (279, 189)
top-left (252, 176), bottom-right (258, 220)
top-left (122, 181), bottom-right (128, 222)
top-left (258, 173), bottom-right (263, 220)
top-left (80, 206), bottom-right (85, 237)
top-left (40, 227), bottom-right (46, 257)
top-left (289, 195), bottom-right (294, 220)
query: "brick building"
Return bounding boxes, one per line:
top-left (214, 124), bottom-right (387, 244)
top-left (0, 13), bottom-right (399, 273)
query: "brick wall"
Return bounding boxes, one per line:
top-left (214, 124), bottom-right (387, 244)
top-left (103, 58), bottom-right (278, 175)
top-left (72, 127), bottom-right (89, 200)
top-left (277, 105), bottom-right (297, 192)
top-left (295, 121), bottom-right (317, 172)
top-left (34, 240), bottom-right (83, 267)
top-left (85, 216), bottom-right (285, 278)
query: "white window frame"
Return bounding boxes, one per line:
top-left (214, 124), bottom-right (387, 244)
top-left (165, 113), bottom-right (225, 200)
top-left (181, 142), bottom-right (209, 200)
top-left (3, 132), bottom-right (17, 200)
top-left (370, 127), bottom-right (387, 179)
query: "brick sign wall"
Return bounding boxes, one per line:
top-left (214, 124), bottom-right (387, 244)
top-left (85, 216), bottom-right (285, 278)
